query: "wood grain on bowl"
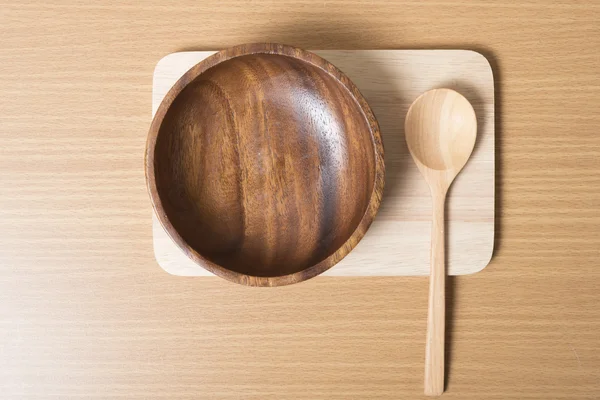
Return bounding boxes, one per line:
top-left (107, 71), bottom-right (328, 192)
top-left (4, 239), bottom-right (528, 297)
top-left (146, 44), bottom-right (385, 286)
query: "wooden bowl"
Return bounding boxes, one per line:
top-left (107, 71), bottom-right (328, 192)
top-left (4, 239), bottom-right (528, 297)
top-left (146, 43), bottom-right (385, 286)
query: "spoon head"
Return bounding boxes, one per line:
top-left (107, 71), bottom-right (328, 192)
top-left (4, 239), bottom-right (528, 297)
top-left (405, 89), bottom-right (477, 178)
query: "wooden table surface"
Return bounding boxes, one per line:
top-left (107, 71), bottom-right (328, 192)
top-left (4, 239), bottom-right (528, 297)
top-left (1, 1), bottom-right (599, 398)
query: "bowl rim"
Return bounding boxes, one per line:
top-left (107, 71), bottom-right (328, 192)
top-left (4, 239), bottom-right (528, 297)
top-left (146, 43), bottom-right (385, 287)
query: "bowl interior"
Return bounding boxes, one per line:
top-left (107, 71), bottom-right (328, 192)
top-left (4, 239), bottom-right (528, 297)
top-left (153, 53), bottom-right (376, 278)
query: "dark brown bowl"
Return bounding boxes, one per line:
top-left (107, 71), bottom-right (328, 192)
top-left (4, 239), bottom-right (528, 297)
top-left (146, 43), bottom-right (384, 286)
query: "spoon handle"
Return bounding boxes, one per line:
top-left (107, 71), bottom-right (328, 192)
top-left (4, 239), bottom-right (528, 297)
top-left (425, 194), bottom-right (446, 396)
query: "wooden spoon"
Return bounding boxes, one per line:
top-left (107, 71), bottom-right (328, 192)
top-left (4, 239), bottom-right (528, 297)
top-left (405, 88), bottom-right (477, 396)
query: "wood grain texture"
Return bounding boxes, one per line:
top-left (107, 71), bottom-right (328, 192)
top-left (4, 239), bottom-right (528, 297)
top-left (153, 50), bottom-right (495, 277)
top-left (147, 44), bottom-right (384, 286)
top-left (1, 1), bottom-right (600, 399)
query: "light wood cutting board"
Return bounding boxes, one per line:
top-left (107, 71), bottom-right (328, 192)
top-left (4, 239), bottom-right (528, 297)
top-left (151, 50), bottom-right (495, 276)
